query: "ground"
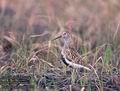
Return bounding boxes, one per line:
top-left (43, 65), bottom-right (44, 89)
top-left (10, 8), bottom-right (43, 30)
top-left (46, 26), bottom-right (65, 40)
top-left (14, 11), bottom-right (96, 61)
top-left (0, 0), bottom-right (120, 91)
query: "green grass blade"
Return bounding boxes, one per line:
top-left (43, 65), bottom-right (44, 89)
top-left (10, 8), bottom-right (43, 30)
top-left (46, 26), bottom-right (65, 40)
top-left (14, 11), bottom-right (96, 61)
top-left (103, 45), bottom-right (112, 65)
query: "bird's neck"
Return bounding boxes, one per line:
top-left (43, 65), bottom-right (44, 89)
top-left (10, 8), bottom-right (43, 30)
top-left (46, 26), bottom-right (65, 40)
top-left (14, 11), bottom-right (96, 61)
top-left (61, 42), bottom-right (69, 56)
top-left (64, 41), bottom-right (70, 49)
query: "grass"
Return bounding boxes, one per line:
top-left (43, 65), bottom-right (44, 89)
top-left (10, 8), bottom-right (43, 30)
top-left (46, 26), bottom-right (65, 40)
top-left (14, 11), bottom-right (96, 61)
top-left (0, 33), bottom-right (119, 91)
top-left (0, 0), bottom-right (120, 91)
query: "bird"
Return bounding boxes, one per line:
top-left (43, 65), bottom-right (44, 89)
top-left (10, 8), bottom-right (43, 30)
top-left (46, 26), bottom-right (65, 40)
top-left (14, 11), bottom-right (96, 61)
top-left (52, 31), bottom-right (91, 71)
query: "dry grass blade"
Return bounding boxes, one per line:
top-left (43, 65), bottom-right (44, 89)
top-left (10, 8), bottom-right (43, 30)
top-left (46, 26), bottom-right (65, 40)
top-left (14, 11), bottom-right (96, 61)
top-left (3, 36), bottom-right (20, 47)
top-left (88, 64), bottom-right (103, 91)
top-left (113, 23), bottom-right (120, 40)
top-left (39, 58), bottom-right (54, 68)
top-left (30, 31), bottom-right (49, 38)
top-left (0, 65), bottom-right (8, 75)
top-left (0, 0), bottom-right (120, 90)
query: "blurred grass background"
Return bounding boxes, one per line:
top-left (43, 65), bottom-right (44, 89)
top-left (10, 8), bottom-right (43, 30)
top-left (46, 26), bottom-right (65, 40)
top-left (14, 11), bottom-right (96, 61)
top-left (0, 0), bottom-right (120, 46)
top-left (0, 0), bottom-right (120, 90)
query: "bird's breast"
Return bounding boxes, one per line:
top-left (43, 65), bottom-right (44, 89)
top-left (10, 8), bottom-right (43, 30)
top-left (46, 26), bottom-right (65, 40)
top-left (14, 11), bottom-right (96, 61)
top-left (60, 54), bottom-right (69, 66)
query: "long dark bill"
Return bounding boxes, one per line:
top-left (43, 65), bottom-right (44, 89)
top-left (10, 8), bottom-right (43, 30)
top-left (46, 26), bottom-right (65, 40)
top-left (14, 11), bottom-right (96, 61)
top-left (51, 35), bottom-right (62, 41)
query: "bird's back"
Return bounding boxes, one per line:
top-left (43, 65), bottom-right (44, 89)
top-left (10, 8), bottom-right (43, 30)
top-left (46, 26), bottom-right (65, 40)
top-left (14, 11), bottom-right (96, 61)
top-left (62, 47), bottom-right (83, 64)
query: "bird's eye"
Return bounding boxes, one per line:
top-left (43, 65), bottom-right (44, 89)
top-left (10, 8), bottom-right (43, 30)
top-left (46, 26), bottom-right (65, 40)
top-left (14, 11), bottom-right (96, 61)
top-left (63, 32), bottom-right (67, 36)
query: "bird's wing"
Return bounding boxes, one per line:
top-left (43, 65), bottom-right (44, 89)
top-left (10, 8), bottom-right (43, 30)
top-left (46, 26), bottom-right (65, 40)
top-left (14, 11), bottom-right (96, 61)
top-left (64, 48), bottom-right (83, 64)
top-left (62, 48), bottom-right (91, 71)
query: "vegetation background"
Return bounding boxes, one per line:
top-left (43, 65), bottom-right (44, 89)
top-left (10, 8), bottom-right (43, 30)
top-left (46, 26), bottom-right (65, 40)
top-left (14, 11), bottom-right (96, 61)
top-left (0, 0), bottom-right (120, 91)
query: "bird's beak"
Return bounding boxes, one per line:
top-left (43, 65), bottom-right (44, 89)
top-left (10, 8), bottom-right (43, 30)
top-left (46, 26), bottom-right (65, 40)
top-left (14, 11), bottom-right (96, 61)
top-left (51, 35), bottom-right (62, 41)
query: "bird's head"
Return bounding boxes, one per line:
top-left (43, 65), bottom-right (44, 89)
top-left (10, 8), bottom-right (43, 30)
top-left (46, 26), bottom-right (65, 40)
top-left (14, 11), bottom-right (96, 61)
top-left (52, 31), bottom-right (71, 44)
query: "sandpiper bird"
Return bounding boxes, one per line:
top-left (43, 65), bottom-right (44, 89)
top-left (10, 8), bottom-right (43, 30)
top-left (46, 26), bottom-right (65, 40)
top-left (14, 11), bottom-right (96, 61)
top-left (52, 31), bottom-right (91, 71)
